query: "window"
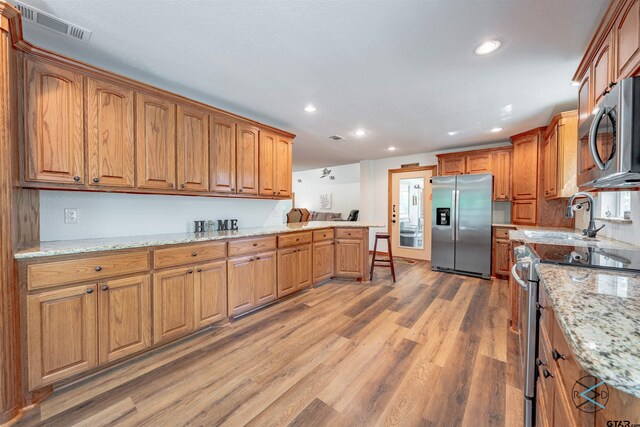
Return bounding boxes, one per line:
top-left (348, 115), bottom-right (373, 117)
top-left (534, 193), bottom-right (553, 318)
top-left (598, 191), bottom-right (632, 220)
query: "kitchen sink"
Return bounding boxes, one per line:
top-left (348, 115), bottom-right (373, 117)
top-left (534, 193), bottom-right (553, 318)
top-left (523, 230), bottom-right (598, 242)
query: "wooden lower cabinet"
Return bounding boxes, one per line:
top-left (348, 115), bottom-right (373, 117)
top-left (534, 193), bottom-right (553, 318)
top-left (313, 240), bottom-right (335, 284)
top-left (153, 266), bottom-right (195, 344)
top-left (335, 239), bottom-right (364, 278)
top-left (27, 284), bottom-right (98, 390)
top-left (98, 275), bottom-right (151, 364)
top-left (228, 251), bottom-right (277, 316)
top-left (194, 261), bottom-right (227, 328)
top-left (277, 244), bottom-right (312, 298)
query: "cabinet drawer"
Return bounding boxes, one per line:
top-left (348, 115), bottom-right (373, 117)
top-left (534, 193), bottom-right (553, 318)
top-left (228, 236), bottom-right (276, 257)
top-left (493, 227), bottom-right (512, 240)
top-left (27, 251), bottom-right (150, 290)
top-left (335, 228), bottom-right (364, 239)
top-left (154, 242), bottom-right (226, 269)
top-left (313, 228), bottom-right (334, 242)
top-left (278, 232), bottom-right (312, 248)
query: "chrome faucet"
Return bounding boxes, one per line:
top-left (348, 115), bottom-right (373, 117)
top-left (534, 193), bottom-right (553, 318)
top-left (565, 192), bottom-right (605, 238)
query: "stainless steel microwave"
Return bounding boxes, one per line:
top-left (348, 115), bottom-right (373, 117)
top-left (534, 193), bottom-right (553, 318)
top-left (577, 77), bottom-right (640, 188)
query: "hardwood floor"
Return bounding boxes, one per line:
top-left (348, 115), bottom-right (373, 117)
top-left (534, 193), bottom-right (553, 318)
top-left (16, 260), bottom-right (522, 427)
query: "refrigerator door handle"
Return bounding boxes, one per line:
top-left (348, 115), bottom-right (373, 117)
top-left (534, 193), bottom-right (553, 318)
top-left (455, 190), bottom-right (460, 241)
top-left (451, 190), bottom-right (456, 241)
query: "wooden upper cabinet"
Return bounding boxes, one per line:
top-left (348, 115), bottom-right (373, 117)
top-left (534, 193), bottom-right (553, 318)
top-left (593, 33), bottom-right (614, 106)
top-left (176, 105), bottom-right (209, 192)
top-left (275, 137), bottom-right (292, 197)
top-left (439, 155), bottom-right (466, 176)
top-left (615, 0), bottom-right (640, 79)
top-left (259, 131), bottom-right (276, 196)
top-left (24, 58), bottom-right (84, 184)
top-left (152, 266), bottom-right (195, 344)
top-left (136, 93), bottom-right (176, 190)
top-left (236, 123), bottom-right (259, 195)
top-left (27, 284), bottom-right (98, 390)
top-left (512, 199), bottom-right (537, 226)
top-left (577, 72), bottom-right (591, 127)
top-left (210, 114), bottom-right (237, 193)
top-left (511, 132), bottom-right (539, 200)
top-left (493, 150), bottom-right (512, 201)
top-left (98, 275), bottom-right (151, 364)
top-left (543, 126), bottom-right (558, 198)
top-left (466, 153), bottom-right (492, 174)
top-left (86, 77), bottom-right (135, 188)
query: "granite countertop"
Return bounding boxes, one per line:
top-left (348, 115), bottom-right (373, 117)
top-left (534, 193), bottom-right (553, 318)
top-left (508, 225), bottom-right (639, 250)
top-left (536, 263), bottom-right (640, 398)
top-left (15, 221), bottom-right (383, 260)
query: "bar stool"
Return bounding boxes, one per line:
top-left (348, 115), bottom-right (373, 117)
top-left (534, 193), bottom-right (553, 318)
top-left (369, 232), bottom-right (396, 283)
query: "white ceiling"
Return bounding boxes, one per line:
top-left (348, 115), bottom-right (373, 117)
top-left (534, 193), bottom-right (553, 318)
top-left (16, 0), bottom-right (608, 171)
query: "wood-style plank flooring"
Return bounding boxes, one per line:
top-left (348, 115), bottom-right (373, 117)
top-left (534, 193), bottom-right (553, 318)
top-left (16, 260), bottom-right (522, 427)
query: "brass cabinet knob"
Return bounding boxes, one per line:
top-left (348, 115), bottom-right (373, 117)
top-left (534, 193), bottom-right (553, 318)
top-left (101, 284), bottom-right (109, 291)
top-left (231, 187), bottom-right (235, 191)
top-left (196, 268), bottom-right (202, 273)
top-left (73, 176), bottom-right (81, 182)
top-left (187, 269), bottom-right (193, 274)
top-left (86, 288), bottom-right (94, 294)
top-left (95, 266), bottom-right (102, 272)
top-left (191, 252), bottom-right (198, 257)
top-left (93, 177), bottom-right (100, 183)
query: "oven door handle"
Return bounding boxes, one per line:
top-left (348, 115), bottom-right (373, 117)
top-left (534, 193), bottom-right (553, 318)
top-left (511, 264), bottom-right (528, 290)
top-left (589, 107), bottom-right (607, 171)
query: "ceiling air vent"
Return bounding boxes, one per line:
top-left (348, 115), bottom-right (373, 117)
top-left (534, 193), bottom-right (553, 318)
top-left (12, 1), bottom-right (92, 43)
top-left (329, 135), bottom-right (347, 141)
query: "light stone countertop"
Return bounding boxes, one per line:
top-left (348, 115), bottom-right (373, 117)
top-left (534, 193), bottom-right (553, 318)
top-left (536, 263), bottom-right (640, 398)
top-left (15, 221), bottom-right (383, 260)
top-left (508, 225), bottom-right (639, 250)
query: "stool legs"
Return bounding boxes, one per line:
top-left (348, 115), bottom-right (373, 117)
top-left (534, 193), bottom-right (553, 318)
top-left (369, 235), bottom-right (379, 281)
top-left (369, 235), bottom-right (396, 283)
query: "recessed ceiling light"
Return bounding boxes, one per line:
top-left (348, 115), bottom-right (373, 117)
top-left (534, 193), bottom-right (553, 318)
top-left (354, 129), bottom-right (366, 137)
top-left (570, 81), bottom-right (580, 87)
top-left (304, 105), bottom-right (317, 113)
top-left (490, 127), bottom-right (503, 133)
top-left (388, 146), bottom-right (396, 151)
top-left (475, 40), bottom-right (502, 56)
top-left (447, 131), bottom-right (458, 136)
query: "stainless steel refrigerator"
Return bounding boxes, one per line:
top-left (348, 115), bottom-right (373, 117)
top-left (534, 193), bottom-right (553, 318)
top-left (431, 173), bottom-right (493, 279)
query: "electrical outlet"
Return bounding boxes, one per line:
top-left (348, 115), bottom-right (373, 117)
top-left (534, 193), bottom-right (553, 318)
top-left (64, 208), bottom-right (79, 224)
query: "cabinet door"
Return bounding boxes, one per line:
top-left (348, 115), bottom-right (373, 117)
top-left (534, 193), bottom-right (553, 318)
top-left (227, 255), bottom-right (254, 316)
top-left (136, 93), bottom-right (176, 190)
top-left (254, 251), bottom-right (277, 306)
top-left (210, 114), bottom-right (236, 193)
top-left (275, 136), bottom-right (292, 197)
top-left (466, 153), bottom-right (492, 174)
top-left (194, 260), bottom-right (227, 328)
top-left (277, 247), bottom-right (297, 297)
top-left (615, 0), bottom-right (640, 79)
top-left (86, 78), bottom-right (135, 188)
top-left (543, 127), bottom-right (558, 198)
top-left (236, 123), bottom-right (259, 195)
top-left (259, 131), bottom-right (276, 196)
top-left (493, 150), bottom-right (512, 201)
top-left (577, 72), bottom-right (591, 127)
top-left (313, 241), bottom-right (334, 283)
top-left (593, 33), bottom-right (613, 107)
top-left (296, 244), bottom-right (312, 290)
top-left (512, 200), bottom-right (537, 226)
top-left (439, 156), bottom-right (465, 176)
top-left (512, 134), bottom-right (539, 200)
top-left (494, 240), bottom-right (510, 277)
top-left (335, 239), bottom-right (364, 278)
top-left (153, 267), bottom-right (194, 344)
top-left (25, 58), bottom-right (84, 184)
top-left (27, 284), bottom-right (98, 390)
top-left (98, 275), bottom-right (151, 364)
top-left (177, 105), bottom-right (209, 192)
